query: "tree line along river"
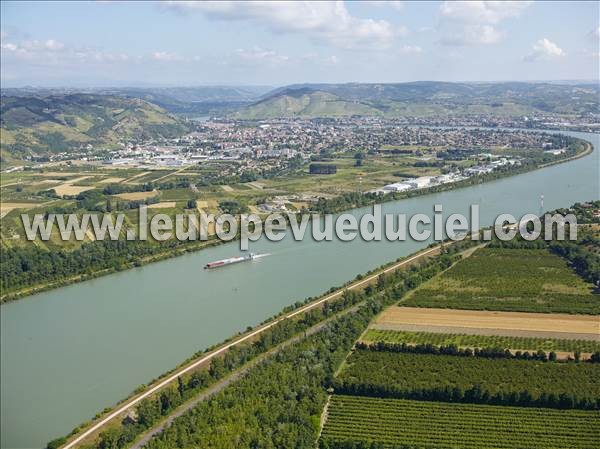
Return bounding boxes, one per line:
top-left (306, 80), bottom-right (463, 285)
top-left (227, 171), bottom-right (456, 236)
top-left (1, 130), bottom-right (599, 449)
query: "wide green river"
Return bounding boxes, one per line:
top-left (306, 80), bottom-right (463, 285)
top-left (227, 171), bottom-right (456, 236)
top-left (1, 130), bottom-right (599, 449)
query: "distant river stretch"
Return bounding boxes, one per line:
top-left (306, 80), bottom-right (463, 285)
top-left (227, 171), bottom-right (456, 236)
top-left (1, 130), bottom-right (599, 449)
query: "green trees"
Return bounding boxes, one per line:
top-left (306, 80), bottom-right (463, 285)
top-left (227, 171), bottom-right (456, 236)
top-left (59, 249), bottom-right (453, 449)
top-left (354, 152), bottom-right (364, 167)
top-left (309, 164), bottom-right (337, 174)
top-left (320, 396), bottom-right (600, 449)
top-left (361, 329), bottom-right (600, 354)
top-left (333, 348), bottom-right (600, 410)
top-left (240, 171), bottom-right (258, 182)
top-left (218, 200), bottom-right (248, 214)
top-left (403, 247), bottom-right (600, 314)
top-left (137, 398), bottom-right (160, 427)
top-left (1, 240), bottom-right (182, 298)
top-left (144, 309), bottom-right (376, 449)
top-left (549, 236), bottom-right (600, 286)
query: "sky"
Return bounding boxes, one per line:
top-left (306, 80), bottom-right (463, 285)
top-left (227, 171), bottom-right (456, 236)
top-left (1, 1), bottom-right (599, 87)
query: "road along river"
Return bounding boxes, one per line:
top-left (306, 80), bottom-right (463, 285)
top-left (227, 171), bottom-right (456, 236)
top-left (1, 130), bottom-right (599, 449)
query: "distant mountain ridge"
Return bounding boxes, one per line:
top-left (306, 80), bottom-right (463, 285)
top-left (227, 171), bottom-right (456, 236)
top-left (5, 82), bottom-right (597, 120)
top-left (234, 81), bottom-right (600, 119)
top-left (2, 86), bottom-right (274, 115)
top-left (232, 90), bottom-right (382, 119)
top-left (2, 81), bottom-right (598, 162)
top-left (1, 94), bottom-right (190, 159)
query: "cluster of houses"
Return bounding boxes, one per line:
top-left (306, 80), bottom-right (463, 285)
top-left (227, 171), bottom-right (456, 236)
top-left (101, 139), bottom-right (306, 169)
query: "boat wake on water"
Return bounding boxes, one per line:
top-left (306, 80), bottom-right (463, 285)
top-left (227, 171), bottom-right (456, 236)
top-left (204, 252), bottom-right (271, 269)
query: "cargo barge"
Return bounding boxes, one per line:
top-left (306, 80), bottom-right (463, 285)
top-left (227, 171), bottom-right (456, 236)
top-left (204, 253), bottom-right (268, 269)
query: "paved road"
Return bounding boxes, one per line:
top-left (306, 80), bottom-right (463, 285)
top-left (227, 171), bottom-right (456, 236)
top-left (62, 244), bottom-right (441, 449)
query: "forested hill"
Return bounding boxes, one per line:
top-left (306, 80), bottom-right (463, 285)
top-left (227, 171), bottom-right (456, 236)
top-left (233, 81), bottom-right (600, 119)
top-left (0, 94), bottom-right (191, 159)
top-left (2, 85), bottom-right (274, 115)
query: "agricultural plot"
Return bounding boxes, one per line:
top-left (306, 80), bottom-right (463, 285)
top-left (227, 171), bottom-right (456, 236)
top-left (320, 396), bottom-right (600, 449)
top-left (52, 183), bottom-right (95, 197)
top-left (335, 349), bottom-right (600, 407)
top-left (97, 177), bottom-right (125, 184)
top-left (371, 307), bottom-right (600, 340)
top-left (0, 202), bottom-right (42, 219)
top-left (114, 190), bottom-right (159, 201)
top-left (360, 329), bottom-right (600, 354)
top-left (122, 171), bottom-right (151, 184)
top-left (147, 201), bottom-right (177, 209)
top-left (402, 248), bottom-right (600, 314)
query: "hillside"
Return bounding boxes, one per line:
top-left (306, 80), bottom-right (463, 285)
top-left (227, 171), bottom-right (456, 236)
top-left (232, 89), bottom-right (382, 119)
top-left (2, 86), bottom-right (274, 115)
top-left (109, 86), bottom-right (273, 115)
top-left (234, 82), bottom-right (600, 119)
top-left (0, 94), bottom-right (191, 159)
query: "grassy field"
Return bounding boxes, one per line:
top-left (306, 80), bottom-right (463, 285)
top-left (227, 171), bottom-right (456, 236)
top-left (320, 396), bottom-right (600, 449)
top-left (0, 150), bottom-right (439, 251)
top-left (402, 248), bottom-right (600, 314)
top-left (336, 349), bottom-right (600, 404)
top-left (360, 329), bottom-right (600, 353)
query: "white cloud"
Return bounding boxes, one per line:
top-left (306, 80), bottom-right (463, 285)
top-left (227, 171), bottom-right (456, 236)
top-left (301, 52), bottom-right (340, 65)
top-left (235, 46), bottom-right (289, 63)
top-left (398, 44), bottom-right (422, 54)
top-left (1, 37), bottom-right (132, 64)
top-left (440, 1), bottom-right (531, 24)
top-left (368, 1), bottom-right (404, 11)
top-left (1, 42), bottom-right (18, 51)
top-left (440, 24), bottom-right (502, 46)
top-left (75, 50), bottom-right (130, 63)
top-left (1, 39), bottom-right (58, 59)
top-left (43, 39), bottom-right (65, 51)
top-left (438, 1), bottom-right (531, 46)
top-left (151, 51), bottom-right (180, 62)
top-left (523, 38), bottom-right (566, 62)
top-left (162, 1), bottom-right (403, 49)
top-left (590, 27), bottom-right (600, 40)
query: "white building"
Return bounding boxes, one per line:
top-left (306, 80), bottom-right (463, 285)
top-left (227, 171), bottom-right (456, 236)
top-left (544, 149), bottom-right (566, 156)
top-left (406, 176), bottom-right (434, 189)
top-left (383, 182), bottom-right (413, 192)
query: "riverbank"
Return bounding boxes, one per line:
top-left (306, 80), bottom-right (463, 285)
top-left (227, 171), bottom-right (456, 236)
top-left (2, 129), bottom-right (598, 449)
top-left (57, 240), bottom-right (452, 449)
top-left (1, 137), bottom-right (593, 303)
top-left (0, 235), bottom-right (227, 303)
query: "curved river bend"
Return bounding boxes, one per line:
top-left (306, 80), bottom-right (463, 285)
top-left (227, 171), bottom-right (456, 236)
top-left (1, 131), bottom-right (599, 449)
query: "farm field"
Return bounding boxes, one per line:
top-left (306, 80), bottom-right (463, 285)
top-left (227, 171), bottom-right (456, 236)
top-left (320, 395), bottom-right (600, 449)
top-left (401, 248), bottom-right (600, 314)
top-left (52, 183), bottom-right (95, 196)
top-left (371, 307), bottom-right (600, 339)
top-left (320, 242), bottom-right (600, 449)
top-left (360, 329), bottom-right (600, 354)
top-left (0, 202), bottom-right (43, 219)
top-left (114, 190), bottom-right (159, 201)
top-left (335, 349), bottom-right (600, 407)
top-left (147, 201), bottom-right (177, 209)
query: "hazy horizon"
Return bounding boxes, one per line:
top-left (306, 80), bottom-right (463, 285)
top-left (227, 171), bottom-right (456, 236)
top-left (3, 79), bottom-right (599, 90)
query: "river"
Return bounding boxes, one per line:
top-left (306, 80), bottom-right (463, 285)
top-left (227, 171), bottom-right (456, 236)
top-left (1, 130), bottom-right (599, 449)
